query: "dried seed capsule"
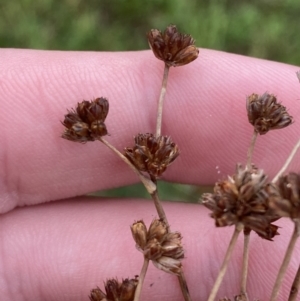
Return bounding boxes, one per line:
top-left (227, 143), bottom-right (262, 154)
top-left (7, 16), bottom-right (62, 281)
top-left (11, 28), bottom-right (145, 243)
top-left (90, 120), bottom-right (108, 137)
top-left (147, 24), bottom-right (199, 67)
top-left (147, 219), bottom-right (168, 242)
top-left (124, 133), bottom-right (179, 178)
top-left (90, 277), bottom-right (138, 301)
top-left (246, 92), bottom-right (292, 135)
top-left (61, 97), bottom-right (109, 142)
top-left (61, 111), bottom-right (93, 142)
top-left (77, 98), bottom-right (109, 124)
top-left (131, 220), bottom-right (147, 250)
top-left (105, 279), bottom-right (120, 301)
top-left (152, 256), bottom-right (182, 275)
top-left (131, 219), bottom-right (185, 275)
top-left (202, 164), bottom-right (280, 240)
top-left (119, 277), bottom-right (139, 301)
top-left (89, 287), bottom-right (107, 301)
top-left (144, 238), bottom-right (163, 260)
top-left (270, 173), bottom-right (300, 219)
top-left (161, 232), bottom-right (184, 259)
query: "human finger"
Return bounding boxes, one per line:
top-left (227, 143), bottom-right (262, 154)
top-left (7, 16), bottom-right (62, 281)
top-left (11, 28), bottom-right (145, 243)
top-left (0, 198), bottom-right (297, 301)
top-left (1, 49), bottom-right (300, 213)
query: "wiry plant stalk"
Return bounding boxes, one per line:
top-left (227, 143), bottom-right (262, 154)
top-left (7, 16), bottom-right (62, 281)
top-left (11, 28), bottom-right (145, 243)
top-left (133, 258), bottom-right (149, 301)
top-left (150, 189), bottom-right (170, 230)
top-left (178, 270), bottom-right (192, 301)
top-left (288, 264), bottom-right (300, 301)
top-left (240, 231), bottom-right (250, 300)
top-left (241, 129), bottom-right (258, 300)
top-left (270, 220), bottom-right (300, 301)
top-left (272, 138), bottom-right (300, 183)
top-left (246, 130), bottom-right (258, 169)
top-left (149, 178), bottom-right (191, 301)
top-left (207, 223), bottom-right (244, 301)
top-left (150, 176), bottom-right (169, 228)
top-left (156, 64), bottom-right (170, 137)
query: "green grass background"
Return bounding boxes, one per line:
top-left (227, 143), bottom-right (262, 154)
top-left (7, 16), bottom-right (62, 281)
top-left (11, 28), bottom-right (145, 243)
top-left (2, 0), bottom-right (299, 202)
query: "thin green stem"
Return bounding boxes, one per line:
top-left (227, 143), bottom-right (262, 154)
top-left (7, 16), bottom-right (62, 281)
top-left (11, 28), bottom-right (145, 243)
top-left (270, 220), bottom-right (300, 301)
top-left (207, 223), bottom-right (243, 301)
top-left (133, 258), bottom-right (149, 301)
top-left (156, 64), bottom-right (170, 137)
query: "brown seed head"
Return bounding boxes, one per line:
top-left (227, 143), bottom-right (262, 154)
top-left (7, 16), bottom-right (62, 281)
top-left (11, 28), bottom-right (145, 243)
top-left (105, 279), bottom-right (120, 301)
top-left (270, 173), bottom-right (300, 219)
top-left (130, 220), bottom-right (147, 250)
top-left (118, 277), bottom-right (139, 301)
top-left (202, 164), bottom-right (280, 240)
top-left (147, 218), bottom-right (168, 242)
top-left (131, 218), bottom-right (184, 274)
top-left (124, 133), bottom-right (179, 178)
top-left (89, 287), bottom-right (107, 301)
top-left (246, 92), bottom-right (292, 135)
top-left (93, 277), bottom-right (138, 301)
top-left (147, 24), bottom-right (199, 67)
top-left (144, 238), bottom-right (163, 260)
top-left (62, 110), bottom-right (93, 142)
top-left (62, 97), bottom-right (109, 142)
top-left (161, 232), bottom-right (184, 259)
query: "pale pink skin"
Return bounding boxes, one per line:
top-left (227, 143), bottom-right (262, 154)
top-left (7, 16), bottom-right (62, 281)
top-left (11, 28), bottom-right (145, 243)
top-left (1, 48), bottom-right (300, 301)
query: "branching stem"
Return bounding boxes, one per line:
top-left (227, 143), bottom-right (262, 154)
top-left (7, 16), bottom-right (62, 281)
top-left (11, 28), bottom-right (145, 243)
top-left (99, 137), bottom-right (156, 194)
top-left (149, 177), bottom-right (191, 301)
top-left (99, 138), bottom-right (191, 301)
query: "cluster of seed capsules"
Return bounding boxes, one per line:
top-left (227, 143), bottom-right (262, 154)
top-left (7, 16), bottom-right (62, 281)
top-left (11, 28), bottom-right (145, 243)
top-left (61, 25), bottom-right (299, 301)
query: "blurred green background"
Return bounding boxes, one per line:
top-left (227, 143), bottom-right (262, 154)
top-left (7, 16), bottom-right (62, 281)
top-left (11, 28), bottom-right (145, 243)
top-left (2, 0), bottom-right (299, 202)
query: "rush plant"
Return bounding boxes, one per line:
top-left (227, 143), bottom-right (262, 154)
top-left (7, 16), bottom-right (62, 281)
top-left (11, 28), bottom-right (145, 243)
top-left (61, 25), bottom-right (300, 301)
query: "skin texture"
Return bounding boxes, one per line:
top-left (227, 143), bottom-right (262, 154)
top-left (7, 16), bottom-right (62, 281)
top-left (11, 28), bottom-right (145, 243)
top-left (0, 48), bottom-right (300, 300)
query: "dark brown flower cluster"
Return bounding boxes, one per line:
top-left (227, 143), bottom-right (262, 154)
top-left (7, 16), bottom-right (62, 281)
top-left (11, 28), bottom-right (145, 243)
top-left (270, 173), bottom-right (300, 220)
top-left (147, 24), bottom-right (199, 67)
top-left (131, 219), bottom-right (184, 275)
top-left (62, 97), bottom-right (109, 142)
top-left (202, 164), bottom-right (280, 240)
top-left (246, 92), bottom-right (292, 135)
top-left (89, 277), bottom-right (138, 301)
top-left (124, 133), bottom-right (179, 178)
